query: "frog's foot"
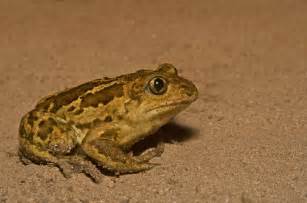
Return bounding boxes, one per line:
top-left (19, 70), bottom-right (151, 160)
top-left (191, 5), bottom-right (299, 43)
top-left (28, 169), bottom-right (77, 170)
top-left (19, 153), bottom-right (33, 165)
top-left (132, 142), bottom-right (164, 163)
top-left (18, 143), bottom-right (76, 179)
top-left (66, 156), bottom-right (103, 183)
top-left (82, 138), bottom-right (159, 174)
top-left (54, 158), bottom-right (103, 183)
top-left (54, 159), bottom-right (75, 178)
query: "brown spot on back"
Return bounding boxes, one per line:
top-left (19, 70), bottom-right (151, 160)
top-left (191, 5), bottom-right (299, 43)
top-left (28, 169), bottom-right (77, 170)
top-left (104, 116), bottom-right (112, 122)
top-left (92, 118), bottom-right (103, 127)
top-left (19, 124), bottom-right (26, 138)
top-left (74, 108), bottom-right (84, 115)
top-left (19, 112), bottom-right (37, 141)
top-left (80, 83), bottom-right (124, 108)
top-left (117, 115), bottom-right (123, 120)
top-left (75, 118), bottom-right (103, 129)
top-left (37, 118), bottom-right (57, 140)
top-left (19, 123), bottom-right (33, 141)
top-left (67, 106), bottom-right (76, 112)
top-left (27, 111), bottom-right (38, 126)
top-left (75, 122), bottom-right (92, 129)
top-left (129, 82), bottom-right (144, 100)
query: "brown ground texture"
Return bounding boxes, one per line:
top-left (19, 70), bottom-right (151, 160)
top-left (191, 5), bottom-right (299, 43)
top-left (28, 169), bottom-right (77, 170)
top-left (0, 0), bottom-right (306, 202)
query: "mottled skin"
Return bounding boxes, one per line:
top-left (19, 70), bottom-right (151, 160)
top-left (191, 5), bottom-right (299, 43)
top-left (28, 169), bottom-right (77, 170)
top-left (19, 64), bottom-right (198, 182)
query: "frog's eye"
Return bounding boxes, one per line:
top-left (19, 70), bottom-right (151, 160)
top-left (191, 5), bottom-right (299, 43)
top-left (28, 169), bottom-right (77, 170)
top-left (148, 77), bottom-right (168, 95)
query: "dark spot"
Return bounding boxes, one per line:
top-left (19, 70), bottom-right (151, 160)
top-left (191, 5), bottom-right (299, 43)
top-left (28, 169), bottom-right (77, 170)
top-left (81, 93), bottom-right (112, 108)
top-left (75, 118), bottom-right (103, 129)
top-left (39, 118), bottom-right (57, 127)
top-left (80, 83), bottom-right (124, 108)
top-left (19, 124), bottom-right (30, 140)
top-left (129, 82), bottom-right (143, 100)
top-left (93, 118), bottom-right (103, 127)
top-left (75, 122), bottom-right (92, 129)
top-left (67, 106), bottom-right (76, 112)
top-left (19, 114), bottom-right (34, 141)
top-left (103, 129), bottom-right (117, 138)
top-left (27, 111), bottom-right (38, 126)
top-left (67, 120), bottom-right (75, 126)
top-left (36, 79), bottom-right (107, 113)
top-left (19, 125), bottom-right (26, 137)
top-left (37, 130), bottom-right (49, 140)
top-left (58, 123), bottom-right (71, 133)
top-left (35, 99), bottom-right (51, 112)
top-left (74, 108), bottom-right (84, 115)
top-left (104, 116), bottom-right (112, 122)
top-left (185, 91), bottom-right (193, 97)
top-left (37, 118), bottom-right (57, 140)
top-left (28, 132), bottom-right (34, 142)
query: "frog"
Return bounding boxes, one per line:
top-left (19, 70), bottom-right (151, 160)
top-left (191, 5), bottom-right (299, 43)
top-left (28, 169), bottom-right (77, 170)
top-left (18, 63), bottom-right (198, 182)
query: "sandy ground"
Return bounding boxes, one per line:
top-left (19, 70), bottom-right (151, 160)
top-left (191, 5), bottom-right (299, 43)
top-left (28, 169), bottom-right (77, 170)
top-left (0, 0), bottom-right (306, 202)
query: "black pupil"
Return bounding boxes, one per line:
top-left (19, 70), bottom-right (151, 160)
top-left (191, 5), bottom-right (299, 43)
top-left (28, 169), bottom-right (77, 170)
top-left (154, 78), bottom-right (164, 92)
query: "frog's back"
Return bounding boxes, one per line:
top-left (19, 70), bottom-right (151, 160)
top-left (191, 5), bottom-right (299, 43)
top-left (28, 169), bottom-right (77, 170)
top-left (35, 79), bottom-right (112, 113)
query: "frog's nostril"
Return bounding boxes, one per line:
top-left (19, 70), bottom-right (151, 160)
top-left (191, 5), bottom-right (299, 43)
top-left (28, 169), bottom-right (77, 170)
top-left (180, 83), bottom-right (198, 100)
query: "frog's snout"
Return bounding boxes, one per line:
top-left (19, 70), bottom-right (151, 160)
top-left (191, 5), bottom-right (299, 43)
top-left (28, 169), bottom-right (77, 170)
top-left (180, 80), bottom-right (198, 103)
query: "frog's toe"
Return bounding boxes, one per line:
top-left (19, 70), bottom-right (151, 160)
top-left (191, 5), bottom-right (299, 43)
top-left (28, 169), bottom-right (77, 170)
top-left (56, 160), bottom-right (74, 178)
top-left (19, 155), bottom-right (33, 165)
top-left (119, 161), bottom-right (160, 174)
top-left (133, 142), bottom-right (165, 163)
top-left (69, 158), bottom-right (103, 183)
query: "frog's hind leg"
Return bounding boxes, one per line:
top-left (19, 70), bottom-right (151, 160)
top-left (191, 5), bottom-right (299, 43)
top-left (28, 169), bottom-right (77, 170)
top-left (18, 140), bottom-right (74, 178)
top-left (19, 141), bottom-right (102, 182)
top-left (19, 111), bottom-right (80, 178)
top-left (19, 110), bottom-right (79, 155)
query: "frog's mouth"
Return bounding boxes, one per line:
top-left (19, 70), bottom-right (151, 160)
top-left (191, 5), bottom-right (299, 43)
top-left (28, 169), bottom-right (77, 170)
top-left (146, 100), bottom-right (191, 113)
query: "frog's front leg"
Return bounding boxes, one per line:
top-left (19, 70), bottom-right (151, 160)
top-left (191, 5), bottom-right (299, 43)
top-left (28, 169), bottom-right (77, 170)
top-left (81, 128), bottom-right (157, 174)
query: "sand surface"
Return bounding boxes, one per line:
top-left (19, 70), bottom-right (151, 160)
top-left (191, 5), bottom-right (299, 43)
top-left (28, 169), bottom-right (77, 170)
top-left (0, 0), bottom-right (306, 202)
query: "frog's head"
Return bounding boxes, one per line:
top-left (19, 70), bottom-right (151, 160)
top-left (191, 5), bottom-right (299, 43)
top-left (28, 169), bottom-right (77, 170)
top-left (125, 63), bottom-right (198, 125)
